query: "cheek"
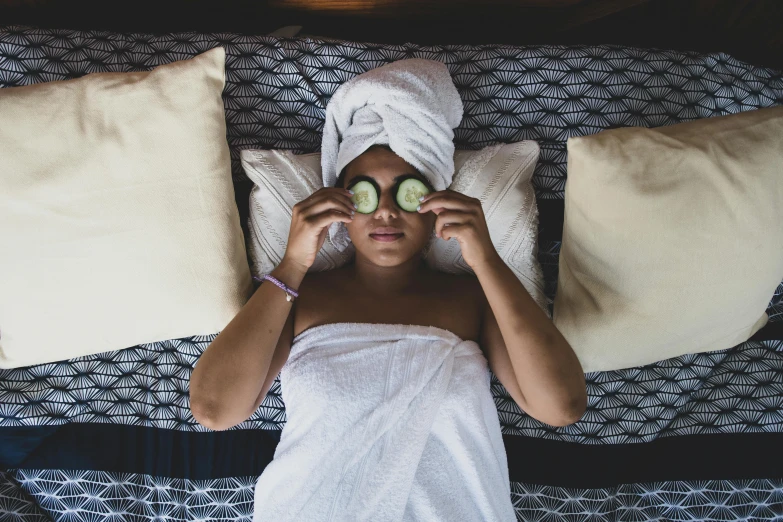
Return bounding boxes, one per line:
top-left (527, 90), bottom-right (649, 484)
top-left (345, 212), bottom-right (365, 231)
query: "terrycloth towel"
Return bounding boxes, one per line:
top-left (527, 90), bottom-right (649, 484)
top-left (320, 59), bottom-right (465, 251)
top-left (253, 322), bottom-right (515, 522)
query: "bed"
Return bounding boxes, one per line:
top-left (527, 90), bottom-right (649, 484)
top-left (0, 24), bottom-right (782, 521)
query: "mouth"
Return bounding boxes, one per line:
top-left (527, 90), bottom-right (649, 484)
top-left (369, 233), bottom-right (404, 242)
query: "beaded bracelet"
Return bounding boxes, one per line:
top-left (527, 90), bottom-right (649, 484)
top-left (252, 274), bottom-right (299, 302)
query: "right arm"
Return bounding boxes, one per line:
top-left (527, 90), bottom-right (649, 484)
top-left (189, 259), bottom-right (307, 431)
top-left (189, 186), bottom-right (355, 431)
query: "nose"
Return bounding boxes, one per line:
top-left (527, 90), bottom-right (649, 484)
top-left (372, 187), bottom-right (399, 219)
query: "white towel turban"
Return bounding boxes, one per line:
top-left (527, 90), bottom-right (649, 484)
top-left (320, 58), bottom-right (464, 251)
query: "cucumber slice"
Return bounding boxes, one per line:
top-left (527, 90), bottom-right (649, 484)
top-left (396, 178), bottom-right (430, 212)
top-left (348, 180), bottom-right (378, 214)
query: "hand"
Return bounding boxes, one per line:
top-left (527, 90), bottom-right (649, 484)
top-left (284, 187), bottom-right (356, 271)
top-left (417, 189), bottom-right (500, 270)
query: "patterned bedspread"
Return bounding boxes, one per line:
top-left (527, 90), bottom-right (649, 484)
top-left (1, 25), bottom-right (782, 521)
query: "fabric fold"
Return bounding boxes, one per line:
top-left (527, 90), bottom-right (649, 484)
top-left (253, 322), bottom-right (515, 521)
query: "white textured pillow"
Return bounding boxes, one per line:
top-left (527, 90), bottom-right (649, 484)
top-left (241, 141), bottom-right (547, 312)
top-left (0, 47), bottom-right (253, 369)
top-left (554, 106), bottom-right (783, 373)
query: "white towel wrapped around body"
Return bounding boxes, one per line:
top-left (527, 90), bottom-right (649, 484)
top-left (253, 322), bottom-right (515, 521)
top-left (320, 59), bottom-right (464, 252)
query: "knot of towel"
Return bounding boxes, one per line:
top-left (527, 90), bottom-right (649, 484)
top-left (320, 58), bottom-right (465, 251)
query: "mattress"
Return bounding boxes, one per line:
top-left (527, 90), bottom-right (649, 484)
top-left (1, 25), bottom-right (782, 521)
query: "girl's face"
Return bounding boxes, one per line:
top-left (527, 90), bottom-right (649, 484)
top-left (340, 146), bottom-right (436, 267)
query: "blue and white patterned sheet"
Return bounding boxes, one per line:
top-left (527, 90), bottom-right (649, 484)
top-left (1, 25), bottom-right (782, 522)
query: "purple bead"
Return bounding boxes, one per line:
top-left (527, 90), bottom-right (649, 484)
top-left (257, 274), bottom-right (299, 298)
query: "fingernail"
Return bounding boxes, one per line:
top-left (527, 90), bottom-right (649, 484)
top-left (418, 196), bottom-right (425, 202)
top-left (353, 203), bottom-right (358, 209)
top-left (416, 205), bottom-right (421, 211)
top-left (348, 190), bottom-right (354, 195)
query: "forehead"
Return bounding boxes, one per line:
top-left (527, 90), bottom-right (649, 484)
top-left (344, 148), bottom-right (426, 185)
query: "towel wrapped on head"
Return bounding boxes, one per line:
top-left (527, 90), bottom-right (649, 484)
top-left (320, 58), bottom-right (465, 252)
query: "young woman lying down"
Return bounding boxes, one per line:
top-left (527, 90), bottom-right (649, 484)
top-left (190, 58), bottom-right (586, 521)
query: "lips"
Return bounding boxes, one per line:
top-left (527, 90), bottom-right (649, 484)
top-left (371, 227), bottom-right (403, 235)
top-left (370, 233), bottom-right (404, 242)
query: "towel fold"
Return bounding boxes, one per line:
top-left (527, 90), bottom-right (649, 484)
top-left (320, 59), bottom-right (464, 251)
top-left (253, 322), bottom-right (515, 522)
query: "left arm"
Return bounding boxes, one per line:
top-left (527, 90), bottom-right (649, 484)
top-left (418, 189), bottom-right (587, 427)
top-left (474, 256), bottom-right (587, 427)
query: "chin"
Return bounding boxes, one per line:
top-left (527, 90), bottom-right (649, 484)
top-left (371, 253), bottom-right (411, 266)
top-left (355, 243), bottom-right (413, 263)
top-left (368, 251), bottom-right (428, 268)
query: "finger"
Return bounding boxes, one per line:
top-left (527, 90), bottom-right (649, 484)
top-left (333, 189), bottom-right (359, 214)
top-left (437, 209), bottom-right (472, 224)
top-left (302, 195), bottom-right (356, 218)
top-left (311, 209), bottom-right (354, 229)
top-left (332, 188), bottom-right (358, 211)
top-left (439, 222), bottom-right (469, 241)
top-left (300, 188), bottom-right (355, 214)
top-left (421, 189), bottom-right (474, 204)
top-left (418, 191), bottom-right (478, 214)
top-left (435, 211), bottom-right (471, 238)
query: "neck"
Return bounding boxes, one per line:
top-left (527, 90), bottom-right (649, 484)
top-left (348, 254), bottom-right (427, 297)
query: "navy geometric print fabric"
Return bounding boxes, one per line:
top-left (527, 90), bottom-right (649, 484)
top-left (2, 469), bottom-right (782, 522)
top-left (0, 337), bottom-right (781, 443)
top-left (1, 25), bottom-right (783, 522)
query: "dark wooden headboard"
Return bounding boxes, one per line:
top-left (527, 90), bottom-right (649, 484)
top-left (1, 0), bottom-right (781, 71)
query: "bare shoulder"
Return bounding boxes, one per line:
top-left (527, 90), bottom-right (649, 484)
top-left (290, 268), bottom-right (337, 337)
top-left (426, 269), bottom-right (488, 324)
top-left (293, 270), bottom-right (332, 307)
top-left (301, 265), bottom-right (483, 305)
top-left (429, 269), bottom-right (485, 299)
top-left (294, 265), bottom-right (352, 310)
top-left (298, 265), bottom-right (348, 292)
top-left (426, 270), bottom-right (486, 342)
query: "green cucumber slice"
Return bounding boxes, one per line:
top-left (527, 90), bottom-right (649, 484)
top-left (396, 178), bottom-right (430, 212)
top-left (349, 180), bottom-right (378, 214)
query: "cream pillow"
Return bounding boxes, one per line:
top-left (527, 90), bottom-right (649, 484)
top-left (554, 106), bottom-right (783, 373)
top-left (241, 141), bottom-right (547, 312)
top-left (0, 47), bottom-right (253, 369)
